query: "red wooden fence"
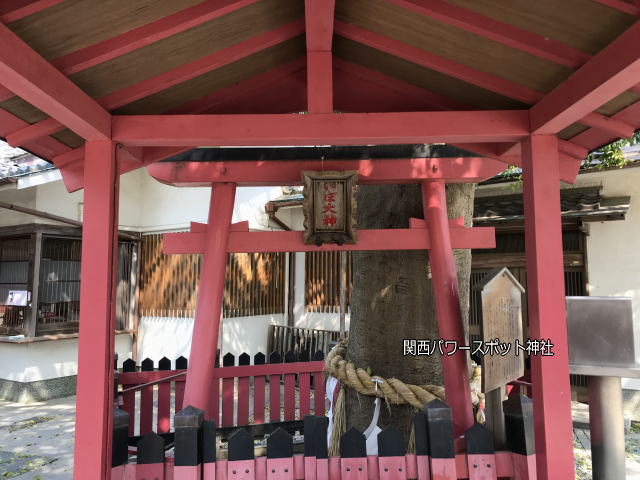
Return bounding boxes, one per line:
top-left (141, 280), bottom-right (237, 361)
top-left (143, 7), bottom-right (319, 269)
top-left (118, 352), bottom-right (326, 438)
top-left (111, 395), bottom-right (537, 480)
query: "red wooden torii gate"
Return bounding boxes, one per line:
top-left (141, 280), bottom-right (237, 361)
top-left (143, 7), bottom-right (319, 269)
top-left (150, 156), bottom-right (503, 436)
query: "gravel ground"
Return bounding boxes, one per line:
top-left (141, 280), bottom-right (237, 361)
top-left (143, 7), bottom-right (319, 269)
top-left (1, 395), bottom-right (640, 479)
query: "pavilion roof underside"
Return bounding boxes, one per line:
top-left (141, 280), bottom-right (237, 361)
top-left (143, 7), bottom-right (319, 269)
top-left (0, 0), bottom-right (639, 169)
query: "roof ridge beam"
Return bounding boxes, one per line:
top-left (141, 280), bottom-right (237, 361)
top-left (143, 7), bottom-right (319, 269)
top-left (530, 19), bottom-right (640, 134)
top-left (384, 0), bottom-right (591, 69)
top-left (6, 20), bottom-right (304, 147)
top-left (0, 22), bottom-right (111, 140)
top-left (305, 0), bottom-right (335, 113)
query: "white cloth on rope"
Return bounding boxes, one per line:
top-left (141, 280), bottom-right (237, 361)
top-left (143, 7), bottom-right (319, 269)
top-left (325, 376), bottom-right (339, 447)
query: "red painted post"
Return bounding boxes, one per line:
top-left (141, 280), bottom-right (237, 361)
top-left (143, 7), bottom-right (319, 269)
top-left (73, 140), bottom-right (119, 480)
top-left (421, 181), bottom-right (474, 436)
top-left (182, 183), bottom-right (236, 418)
top-left (521, 135), bottom-right (574, 480)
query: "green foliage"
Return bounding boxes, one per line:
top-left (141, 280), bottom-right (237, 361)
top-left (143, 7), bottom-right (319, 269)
top-left (585, 130), bottom-right (640, 169)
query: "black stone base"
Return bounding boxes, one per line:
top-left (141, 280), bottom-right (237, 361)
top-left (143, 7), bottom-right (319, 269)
top-left (0, 375), bottom-right (77, 403)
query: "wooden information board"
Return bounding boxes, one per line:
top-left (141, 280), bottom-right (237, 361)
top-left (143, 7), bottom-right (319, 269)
top-left (475, 267), bottom-right (525, 393)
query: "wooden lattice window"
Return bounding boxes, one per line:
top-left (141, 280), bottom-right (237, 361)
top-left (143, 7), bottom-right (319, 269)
top-left (304, 251), bottom-right (352, 313)
top-left (139, 234), bottom-right (285, 318)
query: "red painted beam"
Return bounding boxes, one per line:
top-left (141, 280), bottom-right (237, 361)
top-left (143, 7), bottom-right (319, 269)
top-left (334, 20), bottom-right (542, 105)
top-left (163, 225), bottom-right (496, 254)
top-left (333, 58), bottom-right (466, 111)
top-left (0, 108), bottom-right (71, 160)
top-left (113, 110), bottom-right (530, 147)
top-left (384, 0), bottom-right (591, 69)
top-left (168, 58), bottom-right (306, 114)
top-left (147, 157), bottom-right (508, 186)
top-left (530, 20), bottom-right (640, 135)
top-left (305, 0), bottom-right (335, 113)
top-left (590, 0), bottom-right (640, 15)
top-left (577, 111), bottom-right (635, 138)
top-left (569, 98), bottom-right (640, 150)
top-left (0, 23), bottom-right (110, 140)
top-left (0, 0), bottom-right (65, 23)
top-left (15, 20), bottom-right (305, 145)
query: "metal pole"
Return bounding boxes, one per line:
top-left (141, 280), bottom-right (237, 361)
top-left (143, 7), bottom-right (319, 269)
top-left (339, 250), bottom-right (347, 337)
top-left (588, 375), bottom-right (626, 480)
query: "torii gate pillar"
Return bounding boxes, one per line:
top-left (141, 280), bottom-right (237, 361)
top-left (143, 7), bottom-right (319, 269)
top-left (182, 183), bottom-right (237, 417)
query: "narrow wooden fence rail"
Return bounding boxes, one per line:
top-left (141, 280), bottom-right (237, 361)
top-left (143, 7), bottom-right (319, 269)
top-left (117, 350), bottom-right (326, 439)
top-left (268, 325), bottom-right (340, 361)
top-left (111, 395), bottom-right (536, 480)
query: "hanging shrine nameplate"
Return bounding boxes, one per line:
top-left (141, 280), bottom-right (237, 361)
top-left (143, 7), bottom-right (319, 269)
top-left (302, 170), bottom-right (358, 246)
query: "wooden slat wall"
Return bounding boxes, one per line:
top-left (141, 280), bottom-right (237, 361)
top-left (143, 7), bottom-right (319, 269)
top-left (139, 234), bottom-right (285, 318)
top-left (304, 251), bottom-right (352, 313)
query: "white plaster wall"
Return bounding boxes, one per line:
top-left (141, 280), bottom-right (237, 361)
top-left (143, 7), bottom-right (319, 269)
top-left (2, 167), bottom-right (285, 233)
top-left (574, 167), bottom-right (640, 389)
top-left (0, 333), bottom-right (132, 382)
top-left (137, 314), bottom-right (286, 365)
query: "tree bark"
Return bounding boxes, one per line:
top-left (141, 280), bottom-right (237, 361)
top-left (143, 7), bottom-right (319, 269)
top-left (345, 182), bottom-right (475, 444)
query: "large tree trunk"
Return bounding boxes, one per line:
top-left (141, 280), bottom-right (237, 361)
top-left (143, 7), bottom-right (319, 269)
top-left (345, 182), bottom-right (475, 444)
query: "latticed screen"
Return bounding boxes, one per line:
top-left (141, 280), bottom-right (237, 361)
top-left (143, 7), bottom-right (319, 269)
top-left (304, 251), bottom-right (352, 313)
top-left (37, 236), bottom-right (136, 333)
top-left (0, 236), bottom-right (30, 335)
top-left (138, 234), bottom-right (285, 318)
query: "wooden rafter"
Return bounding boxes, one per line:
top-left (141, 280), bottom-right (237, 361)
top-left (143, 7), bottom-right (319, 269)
top-left (384, 0), bottom-right (591, 69)
top-left (5, 20), bottom-right (305, 147)
top-left (0, 0), bottom-right (262, 102)
top-left (0, 22), bottom-right (111, 140)
top-left (589, 0), bottom-right (640, 15)
top-left (531, 20), bottom-right (640, 134)
top-left (0, 0), bottom-right (64, 23)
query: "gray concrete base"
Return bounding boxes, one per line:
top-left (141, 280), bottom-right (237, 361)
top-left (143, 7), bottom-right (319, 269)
top-left (0, 376), bottom-right (76, 403)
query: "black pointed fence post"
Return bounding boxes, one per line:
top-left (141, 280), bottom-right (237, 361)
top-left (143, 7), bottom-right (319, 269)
top-left (267, 427), bottom-right (294, 480)
top-left (413, 411), bottom-right (430, 480)
top-left (424, 399), bottom-right (457, 479)
top-left (121, 358), bottom-right (136, 436)
top-left (303, 415), bottom-right (318, 480)
top-left (203, 419), bottom-right (217, 479)
top-left (465, 423), bottom-right (496, 480)
top-left (228, 429), bottom-right (255, 480)
top-left (111, 407), bottom-right (129, 476)
top-left (339, 428), bottom-right (367, 480)
top-left (314, 416), bottom-right (329, 480)
top-left (174, 405), bottom-right (204, 477)
top-left (137, 432), bottom-right (165, 479)
top-left (378, 425), bottom-right (406, 480)
top-left (139, 358), bottom-right (155, 435)
top-left (503, 395), bottom-right (536, 480)
top-left (175, 355), bottom-right (188, 412)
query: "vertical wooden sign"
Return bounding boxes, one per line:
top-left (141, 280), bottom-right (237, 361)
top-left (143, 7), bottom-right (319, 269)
top-left (302, 171), bottom-right (358, 246)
